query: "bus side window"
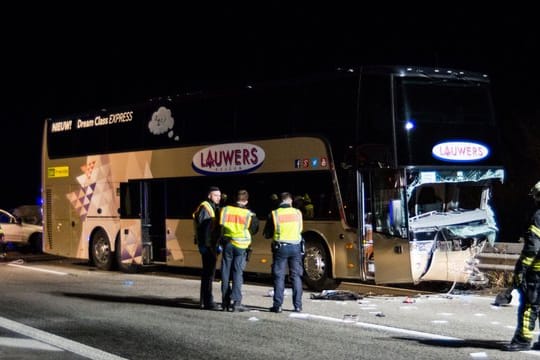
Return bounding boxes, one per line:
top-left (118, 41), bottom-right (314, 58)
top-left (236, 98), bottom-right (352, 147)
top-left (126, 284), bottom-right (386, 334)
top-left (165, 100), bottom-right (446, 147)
top-left (374, 189), bottom-right (393, 234)
top-left (293, 193), bottom-right (315, 219)
top-left (373, 186), bottom-right (407, 237)
top-left (388, 199), bottom-right (406, 237)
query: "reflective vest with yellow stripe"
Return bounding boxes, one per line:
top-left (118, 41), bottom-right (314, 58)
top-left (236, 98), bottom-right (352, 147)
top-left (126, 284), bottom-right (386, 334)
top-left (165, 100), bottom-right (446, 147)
top-left (192, 201), bottom-right (215, 219)
top-left (220, 205), bottom-right (253, 249)
top-left (522, 224), bottom-right (540, 271)
top-left (271, 207), bottom-right (302, 243)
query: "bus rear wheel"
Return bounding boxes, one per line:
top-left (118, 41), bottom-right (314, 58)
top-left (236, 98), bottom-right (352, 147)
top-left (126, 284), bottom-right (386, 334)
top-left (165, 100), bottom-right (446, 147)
top-left (302, 237), bottom-right (339, 291)
top-left (91, 228), bottom-right (113, 270)
top-left (115, 234), bottom-right (139, 273)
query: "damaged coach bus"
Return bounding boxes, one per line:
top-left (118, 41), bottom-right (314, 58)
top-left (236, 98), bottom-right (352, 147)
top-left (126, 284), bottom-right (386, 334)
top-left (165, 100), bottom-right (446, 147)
top-left (42, 65), bottom-right (504, 291)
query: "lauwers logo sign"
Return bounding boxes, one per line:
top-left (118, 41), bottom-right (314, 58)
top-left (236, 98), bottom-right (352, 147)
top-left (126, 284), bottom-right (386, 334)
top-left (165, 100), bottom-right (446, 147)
top-left (192, 143), bottom-right (265, 175)
top-left (432, 140), bottom-right (489, 162)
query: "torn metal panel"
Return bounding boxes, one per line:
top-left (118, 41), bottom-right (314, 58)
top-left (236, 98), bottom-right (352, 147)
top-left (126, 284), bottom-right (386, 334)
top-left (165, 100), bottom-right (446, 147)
top-left (406, 168), bottom-right (505, 200)
top-left (406, 169), bottom-right (503, 284)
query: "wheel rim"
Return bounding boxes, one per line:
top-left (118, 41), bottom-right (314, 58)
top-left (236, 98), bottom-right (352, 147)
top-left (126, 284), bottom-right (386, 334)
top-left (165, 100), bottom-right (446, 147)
top-left (93, 233), bottom-right (111, 266)
top-left (304, 244), bottom-right (326, 281)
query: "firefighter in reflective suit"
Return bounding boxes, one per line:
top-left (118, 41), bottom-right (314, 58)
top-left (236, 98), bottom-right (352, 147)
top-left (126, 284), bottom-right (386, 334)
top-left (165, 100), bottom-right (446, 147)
top-left (504, 181), bottom-right (540, 351)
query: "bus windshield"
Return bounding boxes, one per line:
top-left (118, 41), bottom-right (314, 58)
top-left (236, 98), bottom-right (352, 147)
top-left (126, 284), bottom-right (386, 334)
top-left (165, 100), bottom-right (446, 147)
top-left (394, 77), bottom-right (500, 166)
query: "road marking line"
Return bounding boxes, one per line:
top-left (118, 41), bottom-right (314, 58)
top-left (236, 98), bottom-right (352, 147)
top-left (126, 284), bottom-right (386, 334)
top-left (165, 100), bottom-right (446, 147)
top-left (7, 263), bottom-right (68, 275)
top-left (0, 316), bottom-right (128, 360)
top-left (291, 313), bottom-right (540, 355)
top-left (0, 336), bottom-right (63, 351)
top-left (290, 312), bottom-right (460, 340)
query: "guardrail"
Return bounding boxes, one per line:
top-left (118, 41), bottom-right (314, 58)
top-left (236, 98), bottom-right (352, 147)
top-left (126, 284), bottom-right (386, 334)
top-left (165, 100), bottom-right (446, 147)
top-left (477, 242), bottom-right (521, 272)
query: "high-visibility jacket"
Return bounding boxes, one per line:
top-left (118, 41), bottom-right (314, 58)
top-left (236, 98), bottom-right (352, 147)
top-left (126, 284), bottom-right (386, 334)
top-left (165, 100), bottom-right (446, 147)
top-left (220, 205), bottom-right (253, 249)
top-left (193, 201), bottom-right (215, 219)
top-left (271, 207), bottom-right (302, 243)
top-left (192, 201), bottom-right (219, 247)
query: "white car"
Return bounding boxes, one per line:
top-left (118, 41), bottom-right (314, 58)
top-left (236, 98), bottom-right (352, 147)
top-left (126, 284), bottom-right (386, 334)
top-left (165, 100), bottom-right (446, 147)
top-left (0, 208), bottom-right (43, 252)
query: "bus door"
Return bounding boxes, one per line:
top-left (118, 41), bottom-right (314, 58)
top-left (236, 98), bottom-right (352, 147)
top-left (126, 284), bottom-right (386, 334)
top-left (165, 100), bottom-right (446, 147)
top-left (44, 186), bottom-right (77, 257)
top-left (140, 180), bottom-right (167, 264)
top-left (119, 180), bottom-right (167, 265)
top-left (369, 169), bottom-right (414, 284)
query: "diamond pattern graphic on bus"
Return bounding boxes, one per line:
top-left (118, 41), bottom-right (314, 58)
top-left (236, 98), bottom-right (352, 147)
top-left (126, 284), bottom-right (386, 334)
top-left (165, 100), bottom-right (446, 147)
top-left (122, 225), bottom-right (142, 261)
top-left (66, 183), bottom-right (96, 221)
top-left (81, 160), bottom-right (96, 179)
top-left (66, 156), bottom-right (114, 221)
top-left (166, 219), bottom-right (184, 261)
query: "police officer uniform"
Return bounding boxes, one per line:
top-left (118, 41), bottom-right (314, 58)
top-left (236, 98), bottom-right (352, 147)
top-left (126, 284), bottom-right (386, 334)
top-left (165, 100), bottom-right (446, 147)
top-left (219, 190), bottom-right (258, 312)
top-left (193, 186), bottom-right (222, 311)
top-left (263, 192), bottom-right (303, 313)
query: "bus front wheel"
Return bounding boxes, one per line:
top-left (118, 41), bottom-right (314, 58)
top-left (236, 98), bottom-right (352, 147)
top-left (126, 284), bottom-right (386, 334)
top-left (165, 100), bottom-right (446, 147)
top-left (302, 237), bottom-right (339, 291)
top-left (91, 228), bottom-right (113, 270)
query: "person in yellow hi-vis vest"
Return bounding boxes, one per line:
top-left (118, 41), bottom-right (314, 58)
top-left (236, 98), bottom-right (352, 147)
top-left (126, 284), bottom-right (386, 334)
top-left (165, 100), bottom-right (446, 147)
top-left (263, 192), bottom-right (304, 313)
top-left (192, 186), bottom-right (222, 311)
top-left (219, 189), bottom-right (259, 312)
top-left (503, 181), bottom-right (540, 351)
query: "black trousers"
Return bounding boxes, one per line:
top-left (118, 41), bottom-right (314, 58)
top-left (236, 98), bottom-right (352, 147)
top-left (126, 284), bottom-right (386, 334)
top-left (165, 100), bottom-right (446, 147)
top-left (200, 247), bottom-right (218, 307)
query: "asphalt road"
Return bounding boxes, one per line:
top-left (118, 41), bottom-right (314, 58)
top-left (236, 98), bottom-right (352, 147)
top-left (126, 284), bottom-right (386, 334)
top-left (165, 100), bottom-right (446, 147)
top-left (0, 253), bottom-right (536, 360)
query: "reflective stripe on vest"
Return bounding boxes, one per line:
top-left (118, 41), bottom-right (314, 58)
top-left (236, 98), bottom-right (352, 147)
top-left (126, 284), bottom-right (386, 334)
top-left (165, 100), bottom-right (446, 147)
top-left (530, 225), bottom-right (540, 239)
top-left (527, 225), bottom-right (540, 271)
top-left (271, 207), bottom-right (302, 242)
top-left (192, 201), bottom-right (215, 219)
top-left (521, 254), bottom-right (540, 271)
top-left (220, 206), bottom-right (252, 249)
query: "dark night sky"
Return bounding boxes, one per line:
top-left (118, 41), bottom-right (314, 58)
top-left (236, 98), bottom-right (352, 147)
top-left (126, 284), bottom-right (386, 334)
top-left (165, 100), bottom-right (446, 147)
top-left (1, 6), bottom-right (538, 217)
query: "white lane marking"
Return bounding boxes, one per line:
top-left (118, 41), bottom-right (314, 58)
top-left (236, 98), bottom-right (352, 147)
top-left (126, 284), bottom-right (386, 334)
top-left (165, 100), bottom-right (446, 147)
top-left (0, 336), bottom-right (63, 351)
top-left (470, 352), bottom-right (488, 358)
top-left (0, 316), bottom-right (128, 360)
top-left (291, 313), bottom-right (540, 355)
top-left (7, 263), bottom-right (68, 275)
top-left (290, 312), bottom-right (459, 340)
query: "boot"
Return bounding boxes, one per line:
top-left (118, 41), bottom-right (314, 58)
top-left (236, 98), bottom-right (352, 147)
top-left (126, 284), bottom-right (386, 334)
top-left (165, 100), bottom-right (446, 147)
top-left (231, 302), bottom-right (247, 312)
top-left (502, 337), bottom-right (531, 351)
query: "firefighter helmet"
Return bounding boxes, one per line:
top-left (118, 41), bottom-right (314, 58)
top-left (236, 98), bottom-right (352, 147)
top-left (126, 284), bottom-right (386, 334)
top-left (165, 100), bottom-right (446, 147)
top-left (530, 181), bottom-right (540, 201)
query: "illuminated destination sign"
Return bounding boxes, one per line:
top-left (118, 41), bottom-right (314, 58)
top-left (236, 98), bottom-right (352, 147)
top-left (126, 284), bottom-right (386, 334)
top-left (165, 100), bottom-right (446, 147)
top-left (192, 143), bottom-right (265, 175)
top-left (432, 141), bottom-right (489, 162)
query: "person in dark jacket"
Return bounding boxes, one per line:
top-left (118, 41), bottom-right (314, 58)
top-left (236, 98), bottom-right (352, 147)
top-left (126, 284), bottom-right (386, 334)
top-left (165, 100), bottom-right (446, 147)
top-left (503, 181), bottom-right (540, 351)
top-left (193, 186), bottom-right (222, 310)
